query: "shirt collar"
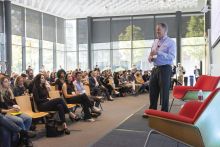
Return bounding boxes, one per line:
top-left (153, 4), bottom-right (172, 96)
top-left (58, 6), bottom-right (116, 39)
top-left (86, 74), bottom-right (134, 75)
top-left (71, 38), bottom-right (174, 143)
top-left (159, 35), bottom-right (167, 41)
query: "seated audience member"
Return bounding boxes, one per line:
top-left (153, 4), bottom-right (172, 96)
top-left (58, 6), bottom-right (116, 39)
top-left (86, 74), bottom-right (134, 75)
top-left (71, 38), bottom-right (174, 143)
top-left (100, 71), bottom-right (119, 96)
top-left (13, 76), bottom-right (27, 97)
top-left (89, 70), bottom-right (114, 101)
top-left (24, 69), bottom-right (34, 90)
top-left (0, 77), bottom-right (34, 146)
top-left (32, 74), bottom-right (78, 135)
top-left (81, 71), bottom-right (89, 85)
top-left (135, 71), bottom-right (148, 93)
top-left (73, 72), bottom-right (101, 108)
top-left (55, 69), bottom-right (66, 94)
top-left (63, 73), bottom-right (101, 122)
top-left (10, 72), bottom-right (18, 89)
top-left (0, 113), bottom-right (35, 147)
top-left (49, 72), bottom-right (56, 85)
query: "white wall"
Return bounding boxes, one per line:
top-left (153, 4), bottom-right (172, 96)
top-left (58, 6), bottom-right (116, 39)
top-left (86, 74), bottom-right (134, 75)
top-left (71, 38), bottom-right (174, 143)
top-left (211, 0), bottom-right (220, 76)
top-left (211, 43), bottom-right (220, 76)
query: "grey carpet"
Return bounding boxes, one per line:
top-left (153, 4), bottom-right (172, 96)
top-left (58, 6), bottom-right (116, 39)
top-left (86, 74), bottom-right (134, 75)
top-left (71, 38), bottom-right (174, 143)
top-left (92, 107), bottom-right (189, 147)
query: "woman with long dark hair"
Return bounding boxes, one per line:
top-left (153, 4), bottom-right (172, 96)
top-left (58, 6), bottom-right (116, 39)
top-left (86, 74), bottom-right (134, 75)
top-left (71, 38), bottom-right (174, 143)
top-left (62, 73), bottom-right (101, 122)
top-left (32, 74), bottom-right (79, 135)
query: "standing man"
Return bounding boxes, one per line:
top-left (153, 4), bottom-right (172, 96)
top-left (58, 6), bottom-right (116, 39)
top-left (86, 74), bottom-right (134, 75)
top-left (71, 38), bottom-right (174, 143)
top-left (176, 62), bottom-right (185, 85)
top-left (194, 65), bottom-right (201, 81)
top-left (148, 23), bottom-right (176, 112)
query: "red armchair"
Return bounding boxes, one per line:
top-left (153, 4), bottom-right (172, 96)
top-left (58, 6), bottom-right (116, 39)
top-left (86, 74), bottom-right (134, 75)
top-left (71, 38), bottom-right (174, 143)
top-left (170, 75), bottom-right (220, 111)
top-left (144, 88), bottom-right (220, 147)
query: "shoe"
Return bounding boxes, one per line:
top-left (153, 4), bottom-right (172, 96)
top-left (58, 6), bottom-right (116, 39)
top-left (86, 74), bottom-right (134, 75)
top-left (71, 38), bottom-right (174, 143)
top-left (115, 91), bottom-right (120, 94)
top-left (27, 131), bottom-right (36, 138)
top-left (92, 106), bottom-right (101, 112)
top-left (108, 96), bottom-right (114, 101)
top-left (20, 130), bottom-right (36, 139)
top-left (142, 114), bottom-right (149, 119)
top-left (91, 113), bottom-right (100, 118)
top-left (69, 114), bottom-right (81, 122)
top-left (64, 128), bottom-right (70, 135)
top-left (85, 118), bottom-right (95, 122)
top-left (22, 138), bottom-right (33, 147)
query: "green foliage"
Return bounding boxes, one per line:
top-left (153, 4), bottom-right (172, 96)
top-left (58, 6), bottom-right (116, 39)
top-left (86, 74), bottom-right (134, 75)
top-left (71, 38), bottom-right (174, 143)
top-left (185, 16), bottom-right (204, 37)
top-left (118, 25), bottom-right (144, 41)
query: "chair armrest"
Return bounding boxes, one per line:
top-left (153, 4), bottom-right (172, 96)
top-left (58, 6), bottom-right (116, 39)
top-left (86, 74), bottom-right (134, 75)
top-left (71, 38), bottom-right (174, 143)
top-left (145, 109), bottom-right (194, 124)
top-left (179, 101), bottom-right (202, 118)
top-left (173, 86), bottom-right (195, 99)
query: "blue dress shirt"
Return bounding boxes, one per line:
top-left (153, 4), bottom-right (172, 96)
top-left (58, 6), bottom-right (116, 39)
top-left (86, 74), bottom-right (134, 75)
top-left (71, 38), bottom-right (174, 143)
top-left (152, 36), bottom-right (176, 66)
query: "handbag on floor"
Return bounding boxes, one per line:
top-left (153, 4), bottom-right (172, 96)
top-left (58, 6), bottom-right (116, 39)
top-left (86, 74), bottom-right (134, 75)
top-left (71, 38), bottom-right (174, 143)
top-left (45, 119), bottom-right (64, 137)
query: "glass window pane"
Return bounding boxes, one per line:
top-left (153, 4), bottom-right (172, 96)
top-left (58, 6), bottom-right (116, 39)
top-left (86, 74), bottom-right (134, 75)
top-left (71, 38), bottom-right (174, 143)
top-left (113, 49), bottom-right (131, 70)
top-left (12, 45), bottom-right (22, 73)
top-left (112, 17), bottom-right (132, 49)
top-left (26, 47), bottom-right (39, 73)
top-left (26, 38), bottom-right (39, 73)
top-left (133, 48), bottom-right (152, 70)
top-left (57, 17), bottom-right (64, 44)
top-left (132, 16), bottom-right (154, 48)
top-left (43, 49), bottom-right (53, 72)
top-left (43, 14), bottom-right (55, 42)
top-left (11, 5), bottom-right (24, 36)
top-left (0, 2), bottom-right (3, 33)
top-left (78, 51), bottom-right (88, 70)
top-left (65, 20), bottom-right (77, 51)
top-left (92, 50), bottom-right (110, 70)
top-left (26, 9), bottom-right (41, 39)
top-left (66, 52), bottom-right (77, 70)
top-left (56, 51), bottom-right (64, 70)
top-left (181, 14), bottom-right (205, 77)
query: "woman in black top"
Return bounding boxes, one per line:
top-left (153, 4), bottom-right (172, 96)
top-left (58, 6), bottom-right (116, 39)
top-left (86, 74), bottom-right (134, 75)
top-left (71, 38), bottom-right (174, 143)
top-left (49, 72), bottom-right (56, 85)
top-left (32, 74), bottom-right (78, 135)
top-left (13, 76), bottom-right (27, 97)
top-left (55, 69), bottom-right (66, 92)
top-left (62, 73), bottom-right (101, 122)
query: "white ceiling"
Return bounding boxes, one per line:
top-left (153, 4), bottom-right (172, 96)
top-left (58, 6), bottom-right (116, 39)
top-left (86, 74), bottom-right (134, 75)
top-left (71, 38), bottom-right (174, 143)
top-left (10, 0), bottom-right (206, 19)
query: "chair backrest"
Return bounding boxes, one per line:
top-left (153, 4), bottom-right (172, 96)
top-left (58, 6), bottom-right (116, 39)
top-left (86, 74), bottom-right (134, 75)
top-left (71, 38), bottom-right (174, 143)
top-left (15, 95), bottom-right (33, 113)
top-left (195, 88), bottom-right (220, 146)
top-left (84, 84), bottom-right (91, 96)
top-left (49, 91), bottom-right (60, 99)
top-left (192, 88), bottom-right (220, 123)
top-left (194, 75), bottom-right (220, 91)
top-left (50, 86), bottom-right (56, 91)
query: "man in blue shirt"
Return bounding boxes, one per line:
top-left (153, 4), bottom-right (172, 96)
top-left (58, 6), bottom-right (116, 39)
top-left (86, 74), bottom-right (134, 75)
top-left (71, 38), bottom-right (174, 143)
top-left (148, 23), bottom-right (176, 112)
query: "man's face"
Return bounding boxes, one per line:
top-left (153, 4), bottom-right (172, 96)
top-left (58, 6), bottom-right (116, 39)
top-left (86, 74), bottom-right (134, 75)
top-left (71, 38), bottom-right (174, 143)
top-left (76, 74), bottom-right (82, 80)
top-left (156, 25), bottom-right (166, 39)
top-left (29, 70), bottom-right (33, 77)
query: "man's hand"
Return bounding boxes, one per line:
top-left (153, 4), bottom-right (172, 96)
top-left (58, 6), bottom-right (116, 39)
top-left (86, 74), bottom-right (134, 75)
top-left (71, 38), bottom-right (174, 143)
top-left (150, 50), bottom-right (157, 56)
top-left (148, 55), bottom-right (153, 63)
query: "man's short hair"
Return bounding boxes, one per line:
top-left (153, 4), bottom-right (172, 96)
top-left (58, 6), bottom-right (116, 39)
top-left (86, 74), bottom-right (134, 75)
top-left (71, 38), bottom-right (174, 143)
top-left (157, 22), bottom-right (168, 33)
top-left (75, 71), bottom-right (82, 77)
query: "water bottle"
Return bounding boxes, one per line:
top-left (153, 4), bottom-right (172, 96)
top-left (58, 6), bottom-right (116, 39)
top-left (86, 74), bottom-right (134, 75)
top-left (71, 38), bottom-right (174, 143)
top-left (198, 90), bottom-right (203, 101)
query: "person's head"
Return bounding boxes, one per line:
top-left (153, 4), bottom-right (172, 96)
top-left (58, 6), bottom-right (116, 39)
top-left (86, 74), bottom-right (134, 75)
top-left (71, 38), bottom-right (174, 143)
top-left (65, 73), bottom-right (73, 83)
top-left (27, 69), bottom-right (34, 78)
top-left (0, 76), bottom-right (10, 89)
top-left (93, 70), bottom-right (98, 77)
top-left (144, 71), bottom-right (148, 75)
top-left (75, 72), bottom-right (82, 81)
top-left (57, 69), bottom-right (66, 79)
top-left (195, 65), bottom-right (198, 69)
top-left (50, 72), bottom-right (56, 79)
top-left (15, 76), bottom-right (24, 87)
top-left (33, 74), bottom-right (46, 88)
top-left (136, 71), bottom-right (141, 77)
top-left (156, 23), bottom-right (168, 39)
top-left (177, 63), bottom-right (181, 67)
